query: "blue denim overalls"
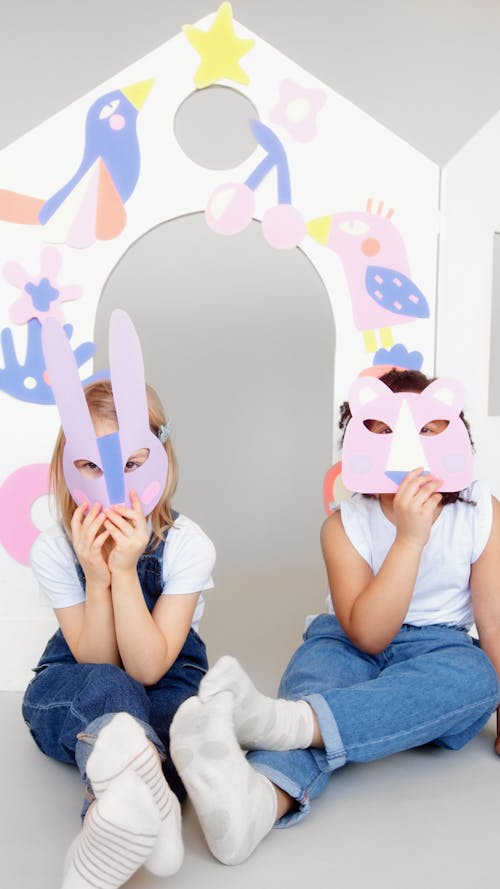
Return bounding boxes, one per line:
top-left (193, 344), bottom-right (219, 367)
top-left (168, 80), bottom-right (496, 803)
top-left (22, 519), bottom-right (208, 807)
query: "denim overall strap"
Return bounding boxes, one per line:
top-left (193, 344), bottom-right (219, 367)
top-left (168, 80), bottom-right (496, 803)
top-left (23, 508), bottom-right (207, 811)
top-left (32, 513), bottom-right (179, 663)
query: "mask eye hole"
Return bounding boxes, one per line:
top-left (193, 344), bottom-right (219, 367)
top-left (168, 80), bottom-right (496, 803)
top-left (124, 448), bottom-right (150, 473)
top-left (74, 460), bottom-right (103, 479)
top-left (363, 419), bottom-right (393, 435)
top-left (419, 420), bottom-right (449, 435)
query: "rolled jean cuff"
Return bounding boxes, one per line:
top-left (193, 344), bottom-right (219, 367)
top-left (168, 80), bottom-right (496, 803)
top-left (250, 763), bottom-right (311, 828)
top-left (75, 712), bottom-right (166, 820)
top-left (303, 692), bottom-right (347, 770)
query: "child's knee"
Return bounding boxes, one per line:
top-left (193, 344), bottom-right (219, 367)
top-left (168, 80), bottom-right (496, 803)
top-left (475, 650), bottom-right (500, 706)
top-left (78, 663), bottom-right (148, 713)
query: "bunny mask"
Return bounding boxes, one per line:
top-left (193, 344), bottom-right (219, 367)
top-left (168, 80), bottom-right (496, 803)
top-left (42, 310), bottom-right (168, 513)
top-left (341, 375), bottom-right (474, 493)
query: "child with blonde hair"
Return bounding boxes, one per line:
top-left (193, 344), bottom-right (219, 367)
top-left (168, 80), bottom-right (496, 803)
top-left (23, 313), bottom-right (215, 888)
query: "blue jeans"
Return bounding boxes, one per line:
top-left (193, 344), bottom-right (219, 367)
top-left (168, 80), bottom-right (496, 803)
top-left (22, 627), bottom-right (207, 814)
top-left (248, 614), bottom-right (500, 826)
top-left (22, 529), bottom-right (208, 815)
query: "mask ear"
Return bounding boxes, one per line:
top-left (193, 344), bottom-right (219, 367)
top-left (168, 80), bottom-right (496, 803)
top-left (108, 309), bottom-right (150, 440)
top-left (424, 377), bottom-right (465, 413)
top-left (108, 309), bottom-right (168, 514)
top-left (348, 376), bottom-right (392, 414)
top-left (41, 319), bottom-right (97, 451)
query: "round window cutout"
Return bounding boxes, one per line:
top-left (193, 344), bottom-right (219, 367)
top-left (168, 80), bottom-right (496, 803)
top-left (174, 86), bottom-right (259, 170)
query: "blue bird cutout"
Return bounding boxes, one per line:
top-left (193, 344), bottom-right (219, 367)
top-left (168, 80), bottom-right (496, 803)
top-left (0, 79), bottom-right (154, 248)
top-left (366, 266), bottom-right (430, 319)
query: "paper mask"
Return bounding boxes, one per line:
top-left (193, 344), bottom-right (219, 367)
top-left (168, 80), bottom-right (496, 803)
top-left (341, 375), bottom-right (474, 493)
top-left (42, 310), bottom-right (168, 513)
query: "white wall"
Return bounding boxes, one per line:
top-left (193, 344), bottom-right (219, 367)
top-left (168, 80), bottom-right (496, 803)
top-left (1, 1), bottom-right (499, 691)
top-left (438, 115), bottom-right (500, 497)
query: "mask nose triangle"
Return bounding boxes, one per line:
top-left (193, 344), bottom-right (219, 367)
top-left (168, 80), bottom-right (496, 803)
top-left (385, 470), bottom-right (408, 486)
top-left (384, 469), bottom-right (430, 487)
top-left (385, 400), bottom-right (429, 477)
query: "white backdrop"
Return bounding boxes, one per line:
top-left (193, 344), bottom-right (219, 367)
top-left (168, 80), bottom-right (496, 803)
top-left (1, 2), bottom-right (498, 691)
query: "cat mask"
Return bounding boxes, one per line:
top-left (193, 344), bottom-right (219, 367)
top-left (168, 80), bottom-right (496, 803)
top-left (341, 375), bottom-right (474, 493)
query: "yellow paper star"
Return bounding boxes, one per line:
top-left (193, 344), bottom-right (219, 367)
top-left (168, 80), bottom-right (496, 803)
top-left (183, 2), bottom-right (255, 89)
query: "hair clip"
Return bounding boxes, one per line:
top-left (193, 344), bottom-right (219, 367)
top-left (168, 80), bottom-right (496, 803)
top-left (158, 420), bottom-right (172, 444)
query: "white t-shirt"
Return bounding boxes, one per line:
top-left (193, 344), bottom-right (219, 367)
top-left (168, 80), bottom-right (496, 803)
top-left (31, 514), bottom-right (216, 632)
top-left (328, 480), bottom-right (492, 629)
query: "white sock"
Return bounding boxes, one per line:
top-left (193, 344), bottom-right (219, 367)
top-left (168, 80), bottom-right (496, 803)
top-left (62, 771), bottom-right (159, 889)
top-left (170, 691), bottom-right (277, 866)
top-left (198, 656), bottom-right (315, 750)
top-left (85, 712), bottom-right (183, 877)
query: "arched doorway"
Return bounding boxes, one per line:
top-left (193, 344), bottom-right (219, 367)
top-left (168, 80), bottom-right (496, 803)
top-left (96, 214), bottom-right (335, 687)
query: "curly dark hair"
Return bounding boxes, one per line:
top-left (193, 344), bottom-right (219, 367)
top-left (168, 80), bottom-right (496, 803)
top-left (339, 368), bottom-right (474, 506)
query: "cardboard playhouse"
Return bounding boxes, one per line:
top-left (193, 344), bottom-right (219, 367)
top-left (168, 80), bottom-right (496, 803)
top-left (0, 3), bottom-right (495, 688)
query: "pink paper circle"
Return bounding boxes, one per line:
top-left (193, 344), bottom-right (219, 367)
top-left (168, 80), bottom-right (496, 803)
top-left (322, 462), bottom-right (342, 516)
top-left (205, 182), bottom-right (254, 235)
top-left (109, 114), bottom-right (126, 131)
top-left (261, 204), bottom-right (306, 250)
top-left (0, 464), bottom-right (50, 565)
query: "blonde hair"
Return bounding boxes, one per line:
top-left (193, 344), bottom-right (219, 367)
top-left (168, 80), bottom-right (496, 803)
top-left (50, 379), bottom-right (178, 552)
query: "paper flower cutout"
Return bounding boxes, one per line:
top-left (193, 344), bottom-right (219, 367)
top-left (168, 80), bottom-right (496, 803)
top-left (270, 79), bottom-right (326, 142)
top-left (4, 247), bottom-right (81, 325)
top-left (183, 2), bottom-right (255, 88)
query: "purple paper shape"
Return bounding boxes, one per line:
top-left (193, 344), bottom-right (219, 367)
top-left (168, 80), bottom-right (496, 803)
top-left (0, 319), bottom-right (95, 404)
top-left (245, 120), bottom-right (292, 205)
top-left (108, 311), bottom-right (168, 512)
top-left (42, 311), bottom-right (168, 513)
top-left (373, 344), bottom-right (424, 371)
top-left (366, 266), bottom-right (430, 319)
top-left (97, 432), bottom-right (125, 505)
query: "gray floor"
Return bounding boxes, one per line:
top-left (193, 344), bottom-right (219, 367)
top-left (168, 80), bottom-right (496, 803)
top-left (2, 692), bottom-right (498, 889)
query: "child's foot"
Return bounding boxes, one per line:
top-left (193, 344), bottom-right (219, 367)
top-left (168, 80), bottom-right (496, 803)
top-left (62, 771), bottom-right (159, 889)
top-left (198, 656), bottom-right (314, 750)
top-left (85, 712), bottom-right (183, 876)
top-left (170, 691), bottom-right (277, 865)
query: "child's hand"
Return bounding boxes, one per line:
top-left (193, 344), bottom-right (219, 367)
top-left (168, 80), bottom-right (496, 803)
top-left (71, 502), bottom-right (110, 588)
top-left (104, 491), bottom-right (150, 574)
top-left (393, 468), bottom-right (443, 548)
